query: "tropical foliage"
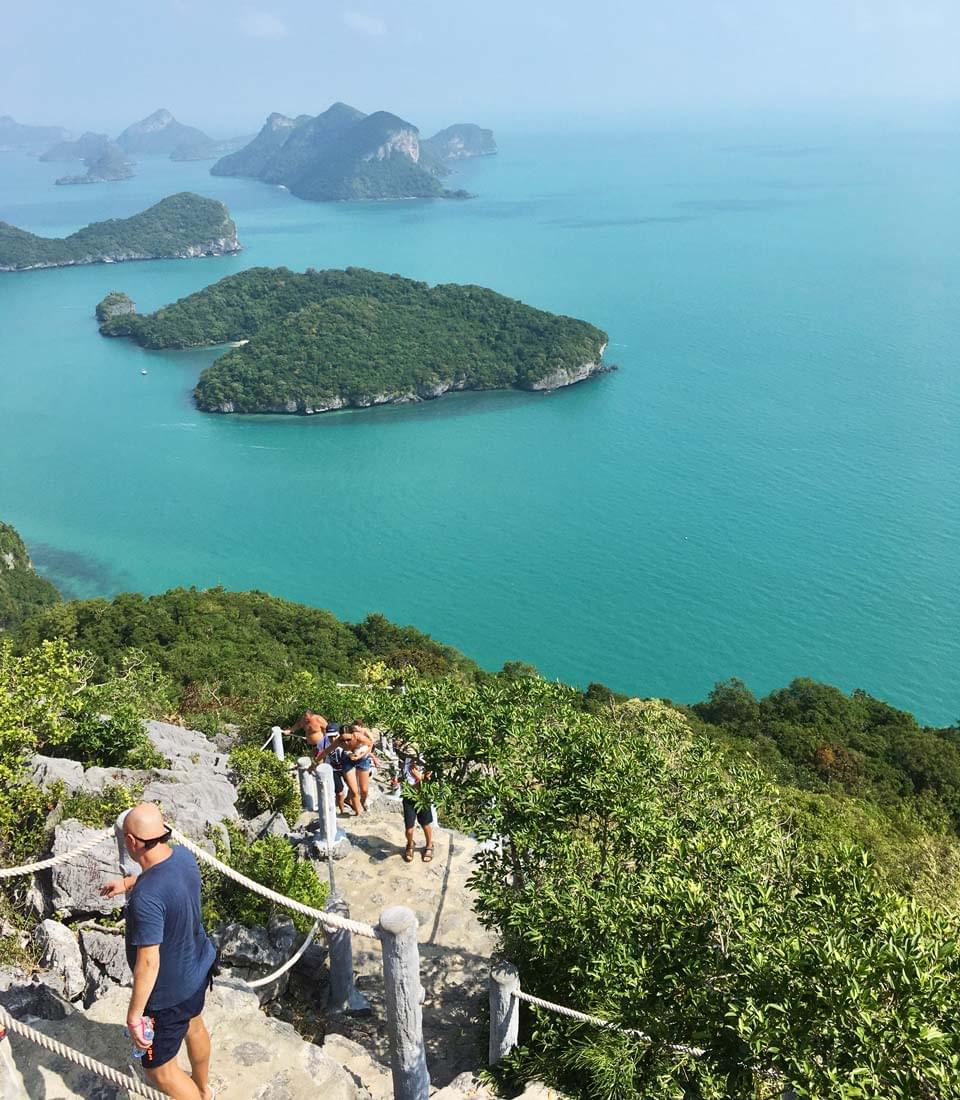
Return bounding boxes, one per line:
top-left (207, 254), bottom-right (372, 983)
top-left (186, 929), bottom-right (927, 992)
top-left (201, 822), bottom-right (328, 934)
top-left (0, 193), bottom-right (235, 269)
top-left (241, 671), bottom-right (960, 1098)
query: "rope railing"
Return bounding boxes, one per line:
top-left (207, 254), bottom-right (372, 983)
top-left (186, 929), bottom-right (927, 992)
top-left (512, 988), bottom-right (708, 1058)
top-left (0, 827), bottom-right (113, 879)
top-left (169, 829), bottom-right (381, 940)
top-left (0, 1005), bottom-right (166, 1100)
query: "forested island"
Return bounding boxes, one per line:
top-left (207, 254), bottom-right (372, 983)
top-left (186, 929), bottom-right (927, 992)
top-left (0, 193), bottom-right (240, 271)
top-left (211, 102), bottom-right (494, 201)
top-left (97, 266), bottom-right (609, 414)
top-left (115, 107), bottom-right (211, 155)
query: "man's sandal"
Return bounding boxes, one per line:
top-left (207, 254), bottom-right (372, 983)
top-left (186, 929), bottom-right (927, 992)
top-left (403, 844), bottom-right (415, 863)
top-left (422, 845), bottom-right (434, 863)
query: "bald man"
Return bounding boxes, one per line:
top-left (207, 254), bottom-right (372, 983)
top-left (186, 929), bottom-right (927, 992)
top-left (102, 803), bottom-right (216, 1100)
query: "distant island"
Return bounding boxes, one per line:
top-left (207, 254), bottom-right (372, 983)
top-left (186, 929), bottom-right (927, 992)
top-left (97, 266), bottom-right (610, 414)
top-left (39, 131), bottom-right (109, 162)
top-left (0, 193), bottom-right (240, 271)
top-left (55, 142), bottom-right (134, 185)
top-left (421, 124), bottom-right (497, 163)
top-left (115, 108), bottom-right (212, 155)
top-left (0, 115), bottom-right (70, 153)
top-left (211, 102), bottom-right (495, 202)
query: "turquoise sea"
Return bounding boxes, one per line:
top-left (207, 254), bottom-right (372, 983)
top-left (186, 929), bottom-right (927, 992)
top-left (1, 126), bottom-right (958, 724)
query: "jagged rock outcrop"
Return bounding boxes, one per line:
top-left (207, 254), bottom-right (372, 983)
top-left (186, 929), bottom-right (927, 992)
top-left (115, 108), bottom-right (211, 155)
top-left (33, 920), bottom-right (85, 1002)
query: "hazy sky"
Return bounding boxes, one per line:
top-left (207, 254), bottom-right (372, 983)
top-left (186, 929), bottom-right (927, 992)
top-left (3, 0), bottom-right (959, 135)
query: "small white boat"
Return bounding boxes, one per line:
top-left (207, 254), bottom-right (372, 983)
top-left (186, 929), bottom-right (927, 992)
top-left (141, 369), bottom-right (148, 375)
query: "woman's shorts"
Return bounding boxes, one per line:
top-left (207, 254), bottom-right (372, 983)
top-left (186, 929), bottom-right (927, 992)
top-left (143, 968), bottom-right (212, 1069)
top-left (341, 755), bottom-right (374, 773)
top-left (402, 797), bottom-right (433, 829)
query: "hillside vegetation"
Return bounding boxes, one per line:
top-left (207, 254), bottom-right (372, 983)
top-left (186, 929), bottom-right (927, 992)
top-left (0, 193), bottom-right (238, 270)
top-left (3, 516), bottom-right (960, 1096)
top-left (97, 266), bottom-right (609, 413)
top-left (0, 523), bottom-right (60, 631)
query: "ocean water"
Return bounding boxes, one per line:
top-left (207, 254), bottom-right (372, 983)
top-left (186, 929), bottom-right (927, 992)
top-left (1, 127), bottom-right (958, 725)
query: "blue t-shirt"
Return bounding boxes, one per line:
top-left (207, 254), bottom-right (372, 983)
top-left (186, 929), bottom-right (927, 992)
top-left (125, 845), bottom-right (216, 1011)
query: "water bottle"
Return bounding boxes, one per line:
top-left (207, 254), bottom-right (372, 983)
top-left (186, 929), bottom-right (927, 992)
top-left (130, 1016), bottom-right (154, 1060)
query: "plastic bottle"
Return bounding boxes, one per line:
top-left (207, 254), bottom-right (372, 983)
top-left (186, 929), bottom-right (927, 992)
top-left (130, 1017), bottom-right (154, 1060)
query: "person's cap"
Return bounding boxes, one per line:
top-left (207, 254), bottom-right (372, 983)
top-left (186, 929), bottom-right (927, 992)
top-left (327, 722), bottom-right (341, 734)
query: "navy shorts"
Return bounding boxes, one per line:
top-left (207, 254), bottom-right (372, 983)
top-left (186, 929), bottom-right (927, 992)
top-left (143, 970), bottom-right (211, 1069)
top-left (402, 797), bottom-right (433, 829)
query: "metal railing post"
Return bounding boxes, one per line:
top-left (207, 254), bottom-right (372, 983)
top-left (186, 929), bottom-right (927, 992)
top-left (315, 763), bottom-right (338, 848)
top-left (269, 725), bottom-right (285, 761)
top-left (488, 961), bottom-right (520, 1064)
top-left (325, 895), bottom-right (371, 1015)
top-left (378, 906), bottom-right (429, 1100)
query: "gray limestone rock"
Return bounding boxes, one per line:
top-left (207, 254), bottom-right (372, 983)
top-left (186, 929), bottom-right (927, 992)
top-left (48, 819), bottom-right (124, 917)
top-left (28, 755), bottom-right (84, 792)
top-left (215, 923), bottom-right (286, 970)
top-left (79, 929), bottom-right (130, 989)
top-left (33, 920), bottom-right (85, 1001)
top-left (140, 771), bottom-right (238, 837)
top-left (244, 810), bottom-right (291, 842)
top-left (143, 719), bottom-right (230, 774)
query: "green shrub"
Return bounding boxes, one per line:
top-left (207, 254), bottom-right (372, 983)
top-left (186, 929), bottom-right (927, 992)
top-left (201, 822), bottom-right (327, 933)
top-left (60, 783), bottom-right (140, 828)
top-left (228, 743), bottom-right (299, 821)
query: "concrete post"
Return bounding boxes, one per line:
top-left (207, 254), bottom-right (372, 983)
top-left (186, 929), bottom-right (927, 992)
top-left (315, 763), bottom-right (338, 849)
top-left (488, 961), bottom-right (520, 1065)
top-left (325, 895), bottom-right (372, 1015)
top-left (269, 725), bottom-right (285, 761)
top-left (378, 906), bottom-right (429, 1100)
top-left (297, 757), bottom-right (318, 813)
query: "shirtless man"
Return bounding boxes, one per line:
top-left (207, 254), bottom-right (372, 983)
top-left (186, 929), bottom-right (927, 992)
top-left (282, 710), bottom-right (328, 742)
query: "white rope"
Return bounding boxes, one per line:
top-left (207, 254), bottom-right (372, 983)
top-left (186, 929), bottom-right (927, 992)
top-left (0, 827), bottom-right (113, 879)
top-left (0, 1005), bottom-right (167, 1100)
top-left (512, 990), bottom-right (708, 1058)
top-left (247, 919), bottom-right (322, 989)
top-left (170, 829), bottom-right (380, 940)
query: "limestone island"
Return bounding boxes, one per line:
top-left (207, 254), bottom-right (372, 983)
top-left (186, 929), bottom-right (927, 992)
top-left (0, 193), bottom-right (240, 271)
top-left (54, 142), bottom-right (134, 185)
top-left (211, 102), bottom-right (495, 202)
top-left (97, 266), bottom-right (611, 415)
